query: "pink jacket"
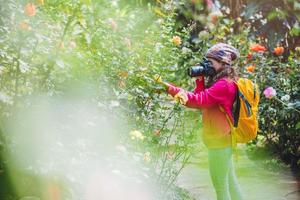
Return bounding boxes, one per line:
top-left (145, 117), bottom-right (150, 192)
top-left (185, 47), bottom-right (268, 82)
top-left (167, 78), bottom-right (237, 148)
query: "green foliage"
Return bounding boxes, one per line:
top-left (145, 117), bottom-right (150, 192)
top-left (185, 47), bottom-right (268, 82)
top-left (0, 0), bottom-right (198, 199)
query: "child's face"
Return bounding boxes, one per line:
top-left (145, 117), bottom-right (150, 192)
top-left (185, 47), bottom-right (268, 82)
top-left (207, 58), bottom-right (223, 72)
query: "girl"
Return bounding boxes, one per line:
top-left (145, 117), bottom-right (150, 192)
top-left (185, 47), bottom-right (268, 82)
top-left (160, 43), bottom-right (243, 200)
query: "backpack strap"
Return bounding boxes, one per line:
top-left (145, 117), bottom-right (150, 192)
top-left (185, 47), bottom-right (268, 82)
top-left (233, 90), bottom-right (240, 127)
top-left (238, 91), bottom-right (252, 117)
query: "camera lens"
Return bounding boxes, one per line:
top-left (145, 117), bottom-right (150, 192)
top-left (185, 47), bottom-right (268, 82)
top-left (188, 65), bottom-right (205, 77)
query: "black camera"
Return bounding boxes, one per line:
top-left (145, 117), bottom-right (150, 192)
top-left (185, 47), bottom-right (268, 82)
top-left (187, 58), bottom-right (216, 77)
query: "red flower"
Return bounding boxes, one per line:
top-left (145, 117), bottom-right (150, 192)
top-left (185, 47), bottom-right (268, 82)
top-left (247, 53), bottom-right (253, 61)
top-left (250, 44), bottom-right (267, 53)
top-left (274, 46), bottom-right (284, 56)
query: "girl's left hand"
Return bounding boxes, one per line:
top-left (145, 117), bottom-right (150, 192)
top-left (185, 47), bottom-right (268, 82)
top-left (174, 91), bottom-right (188, 105)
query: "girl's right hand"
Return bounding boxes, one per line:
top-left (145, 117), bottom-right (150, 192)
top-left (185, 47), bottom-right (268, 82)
top-left (196, 76), bottom-right (204, 81)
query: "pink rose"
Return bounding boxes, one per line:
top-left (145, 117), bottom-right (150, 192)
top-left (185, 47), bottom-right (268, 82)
top-left (263, 87), bottom-right (277, 99)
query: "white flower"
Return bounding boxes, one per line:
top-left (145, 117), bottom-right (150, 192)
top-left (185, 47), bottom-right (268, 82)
top-left (130, 130), bottom-right (145, 141)
top-left (281, 94), bottom-right (290, 102)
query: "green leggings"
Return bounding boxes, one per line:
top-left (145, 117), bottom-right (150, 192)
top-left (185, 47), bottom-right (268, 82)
top-left (208, 147), bottom-right (243, 200)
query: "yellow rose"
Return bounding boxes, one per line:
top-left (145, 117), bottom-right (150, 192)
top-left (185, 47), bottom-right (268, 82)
top-left (129, 130), bottom-right (145, 141)
top-left (172, 36), bottom-right (182, 46)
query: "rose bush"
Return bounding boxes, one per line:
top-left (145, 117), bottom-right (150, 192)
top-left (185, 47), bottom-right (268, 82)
top-left (0, 0), bottom-right (299, 199)
top-left (0, 0), bottom-right (199, 199)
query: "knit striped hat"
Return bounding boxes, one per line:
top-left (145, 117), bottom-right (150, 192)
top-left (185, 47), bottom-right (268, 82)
top-left (205, 43), bottom-right (240, 65)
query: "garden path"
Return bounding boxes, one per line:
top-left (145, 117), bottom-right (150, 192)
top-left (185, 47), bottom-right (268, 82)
top-left (176, 148), bottom-right (300, 200)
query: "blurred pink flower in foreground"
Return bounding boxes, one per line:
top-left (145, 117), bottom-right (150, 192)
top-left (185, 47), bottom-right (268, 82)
top-left (24, 3), bottom-right (36, 17)
top-left (263, 87), bottom-right (277, 99)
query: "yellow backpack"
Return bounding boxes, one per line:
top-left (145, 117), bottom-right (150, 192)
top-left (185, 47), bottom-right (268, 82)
top-left (220, 78), bottom-right (260, 147)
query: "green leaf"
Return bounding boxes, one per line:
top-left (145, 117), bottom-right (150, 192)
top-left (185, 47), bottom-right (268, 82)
top-left (296, 122), bottom-right (300, 130)
top-left (290, 22), bottom-right (300, 36)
